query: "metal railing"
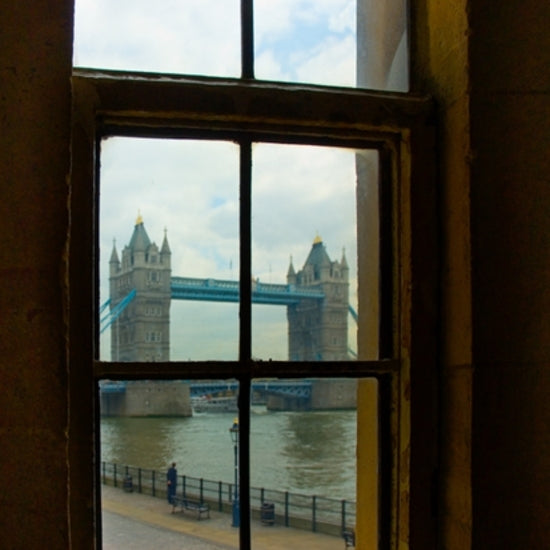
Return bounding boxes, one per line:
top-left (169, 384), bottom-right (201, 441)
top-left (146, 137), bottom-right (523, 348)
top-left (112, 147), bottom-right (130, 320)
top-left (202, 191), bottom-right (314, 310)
top-left (102, 461), bottom-right (355, 537)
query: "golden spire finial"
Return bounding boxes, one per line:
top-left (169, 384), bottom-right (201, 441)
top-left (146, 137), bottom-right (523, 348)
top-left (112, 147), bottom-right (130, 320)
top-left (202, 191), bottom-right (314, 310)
top-left (135, 210), bottom-right (143, 225)
top-left (313, 232), bottom-right (322, 245)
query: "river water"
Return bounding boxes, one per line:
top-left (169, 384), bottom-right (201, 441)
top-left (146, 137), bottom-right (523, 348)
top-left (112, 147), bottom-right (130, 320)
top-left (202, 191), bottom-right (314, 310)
top-left (101, 408), bottom-right (357, 501)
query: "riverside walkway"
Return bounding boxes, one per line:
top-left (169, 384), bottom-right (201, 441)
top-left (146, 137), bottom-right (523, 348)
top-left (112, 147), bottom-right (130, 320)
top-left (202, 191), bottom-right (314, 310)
top-left (102, 485), bottom-right (345, 550)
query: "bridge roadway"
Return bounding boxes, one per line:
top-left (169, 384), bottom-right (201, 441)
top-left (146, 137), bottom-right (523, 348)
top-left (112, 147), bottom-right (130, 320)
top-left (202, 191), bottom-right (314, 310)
top-left (101, 380), bottom-right (313, 401)
top-left (190, 380), bottom-right (312, 400)
top-left (102, 484), bottom-right (342, 550)
top-left (170, 276), bottom-right (325, 305)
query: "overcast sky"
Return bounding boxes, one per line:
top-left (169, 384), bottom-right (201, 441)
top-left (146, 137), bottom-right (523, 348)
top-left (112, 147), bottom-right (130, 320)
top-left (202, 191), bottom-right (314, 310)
top-left (74, 0), bottom-right (356, 86)
top-left (73, 1), bottom-right (365, 361)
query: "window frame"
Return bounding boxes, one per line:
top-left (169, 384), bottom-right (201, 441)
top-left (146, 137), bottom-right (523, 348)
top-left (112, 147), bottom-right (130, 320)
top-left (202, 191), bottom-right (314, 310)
top-left (69, 68), bottom-right (437, 550)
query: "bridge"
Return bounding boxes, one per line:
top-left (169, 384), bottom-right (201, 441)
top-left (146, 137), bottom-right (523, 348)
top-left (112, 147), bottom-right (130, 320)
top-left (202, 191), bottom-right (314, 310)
top-left (100, 279), bottom-right (325, 334)
top-left (100, 218), bottom-right (356, 413)
top-left (101, 379), bottom-right (313, 402)
top-left (170, 276), bottom-right (325, 305)
top-left (190, 379), bottom-right (313, 400)
top-left (104, 218), bottom-right (354, 364)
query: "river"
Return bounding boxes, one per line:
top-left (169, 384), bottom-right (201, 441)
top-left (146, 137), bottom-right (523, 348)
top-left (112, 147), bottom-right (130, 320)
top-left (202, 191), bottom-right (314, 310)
top-left (101, 408), bottom-right (357, 501)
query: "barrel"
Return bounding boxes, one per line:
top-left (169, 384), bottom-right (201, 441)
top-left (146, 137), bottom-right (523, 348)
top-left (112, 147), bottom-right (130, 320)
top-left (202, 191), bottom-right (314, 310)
top-left (260, 502), bottom-right (275, 525)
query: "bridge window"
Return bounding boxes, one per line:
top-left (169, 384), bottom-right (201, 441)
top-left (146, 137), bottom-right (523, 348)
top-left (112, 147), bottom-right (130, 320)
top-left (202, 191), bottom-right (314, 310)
top-left (147, 331), bottom-right (161, 343)
top-left (71, 1), bottom-right (436, 549)
top-left (147, 271), bottom-right (160, 284)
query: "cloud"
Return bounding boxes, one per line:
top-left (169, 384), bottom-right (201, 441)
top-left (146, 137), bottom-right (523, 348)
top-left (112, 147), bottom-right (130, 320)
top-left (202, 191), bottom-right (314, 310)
top-left (294, 35), bottom-right (356, 87)
top-left (254, 0), bottom-right (355, 85)
top-left (74, 0), bottom-right (240, 76)
top-left (251, 143), bottom-right (357, 279)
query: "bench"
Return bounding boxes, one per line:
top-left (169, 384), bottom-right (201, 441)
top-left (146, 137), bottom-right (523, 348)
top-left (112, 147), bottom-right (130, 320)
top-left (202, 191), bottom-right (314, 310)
top-left (171, 496), bottom-right (210, 520)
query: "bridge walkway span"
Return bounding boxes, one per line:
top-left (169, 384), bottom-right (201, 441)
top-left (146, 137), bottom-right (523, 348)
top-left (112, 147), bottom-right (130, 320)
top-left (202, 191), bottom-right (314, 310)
top-left (171, 276), bottom-right (325, 305)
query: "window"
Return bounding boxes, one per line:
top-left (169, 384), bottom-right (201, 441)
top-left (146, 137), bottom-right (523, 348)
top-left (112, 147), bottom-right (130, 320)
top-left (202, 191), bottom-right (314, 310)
top-left (70, 2), bottom-right (437, 549)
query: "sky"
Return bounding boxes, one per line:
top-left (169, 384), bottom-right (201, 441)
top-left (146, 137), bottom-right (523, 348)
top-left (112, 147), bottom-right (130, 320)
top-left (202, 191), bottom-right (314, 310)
top-left (73, 1), bottom-right (369, 361)
top-left (73, 0), bottom-right (356, 86)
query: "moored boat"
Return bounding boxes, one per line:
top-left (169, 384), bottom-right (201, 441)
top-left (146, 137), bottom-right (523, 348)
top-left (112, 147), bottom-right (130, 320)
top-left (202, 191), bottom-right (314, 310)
top-left (192, 395), bottom-right (238, 413)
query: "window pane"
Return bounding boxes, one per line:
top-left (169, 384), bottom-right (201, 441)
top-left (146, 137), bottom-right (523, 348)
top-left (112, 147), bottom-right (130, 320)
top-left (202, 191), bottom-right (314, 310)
top-left (255, 0), bottom-right (409, 91)
top-left (73, 0), bottom-right (409, 91)
top-left (99, 378), bottom-right (378, 547)
top-left (255, 0), bottom-right (356, 87)
top-left (73, 0), bottom-right (240, 77)
top-left (250, 378), bottom-right (377, 548)
top-left (251, 143), bottom-right (368, 361)
top-left (100, 379), bottom-right (240, 546)
top-left (99, 138), bottom-right (239, 361)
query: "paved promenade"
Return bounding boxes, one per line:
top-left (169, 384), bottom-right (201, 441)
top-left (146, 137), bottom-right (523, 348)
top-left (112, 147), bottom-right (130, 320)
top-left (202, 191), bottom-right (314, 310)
top-left (102, 485), bottom-right (345, 549)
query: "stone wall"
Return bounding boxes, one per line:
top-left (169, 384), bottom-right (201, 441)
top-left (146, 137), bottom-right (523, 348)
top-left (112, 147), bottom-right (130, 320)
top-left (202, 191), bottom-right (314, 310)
top-left (0, 1), bottom-right (73, 547)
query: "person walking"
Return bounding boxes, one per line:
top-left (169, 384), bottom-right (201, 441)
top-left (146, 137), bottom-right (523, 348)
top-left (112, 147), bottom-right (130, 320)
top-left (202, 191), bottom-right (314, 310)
top-left (166, 462), bottom-right (177, 504)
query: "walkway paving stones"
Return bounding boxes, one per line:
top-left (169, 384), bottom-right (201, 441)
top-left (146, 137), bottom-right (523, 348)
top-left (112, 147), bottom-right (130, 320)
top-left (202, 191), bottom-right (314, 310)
top-left (101, 485), bottom-right (344, 549)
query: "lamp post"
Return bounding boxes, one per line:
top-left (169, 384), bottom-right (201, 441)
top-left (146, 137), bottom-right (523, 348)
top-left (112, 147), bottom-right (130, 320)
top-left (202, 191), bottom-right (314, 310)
top-left (229, 417), bottom-right (240, 527)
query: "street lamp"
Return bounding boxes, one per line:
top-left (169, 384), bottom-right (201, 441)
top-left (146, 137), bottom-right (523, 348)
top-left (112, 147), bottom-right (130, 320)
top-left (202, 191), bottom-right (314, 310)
top-left (229, 417), bottom-right (240, 527)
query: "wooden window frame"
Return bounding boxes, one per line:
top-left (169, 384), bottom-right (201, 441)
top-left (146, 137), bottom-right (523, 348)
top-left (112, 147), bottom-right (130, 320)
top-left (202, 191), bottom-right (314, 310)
top-left (69, 68), bottom-right (437, 550)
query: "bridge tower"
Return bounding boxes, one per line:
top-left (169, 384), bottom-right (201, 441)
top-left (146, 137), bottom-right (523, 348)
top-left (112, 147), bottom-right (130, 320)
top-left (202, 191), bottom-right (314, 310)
top-left (109, 215), bottom-right (172, 361)
top-left (287, 236), bottom-right (350, 361)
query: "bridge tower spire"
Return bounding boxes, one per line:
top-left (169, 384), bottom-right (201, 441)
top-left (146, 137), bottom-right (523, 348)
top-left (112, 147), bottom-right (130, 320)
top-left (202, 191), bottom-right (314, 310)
top-left (109, 215), bottom-right (171, 362)
top-left (287, 235), bottom-right (350, 361)
top-left (287, 255), bottom-right (297, 285)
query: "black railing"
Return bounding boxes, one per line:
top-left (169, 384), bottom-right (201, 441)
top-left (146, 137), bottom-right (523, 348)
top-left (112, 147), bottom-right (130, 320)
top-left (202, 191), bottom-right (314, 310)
top-left (102, 461), bottom-right (355, 537)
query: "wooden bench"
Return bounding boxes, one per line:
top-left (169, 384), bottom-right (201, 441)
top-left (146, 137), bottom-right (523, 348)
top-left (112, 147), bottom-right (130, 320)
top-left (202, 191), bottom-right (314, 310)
top-left (171, 496), bottom-right (210, 520)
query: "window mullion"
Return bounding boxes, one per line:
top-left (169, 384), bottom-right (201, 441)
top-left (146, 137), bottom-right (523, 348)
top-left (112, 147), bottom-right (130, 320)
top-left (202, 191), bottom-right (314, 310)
top-left (239, 139), bottom-right (252, 549)
top-left (241, 0), bottom-right (254, 79)
top-left (240, 140), bottom-right (252, 362)
top-left (238, 377), bottom-right (251, 550)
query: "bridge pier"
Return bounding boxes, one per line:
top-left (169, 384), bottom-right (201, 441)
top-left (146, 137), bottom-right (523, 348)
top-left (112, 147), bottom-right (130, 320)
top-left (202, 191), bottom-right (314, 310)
top-left (100, 381), bottom-right (192, 417)
top-left (310, 379), bottom-right (357, 410)
top-left (265, 380), bottom-right (357, 412)
top-left (266, 394), bottom-right (312, 411)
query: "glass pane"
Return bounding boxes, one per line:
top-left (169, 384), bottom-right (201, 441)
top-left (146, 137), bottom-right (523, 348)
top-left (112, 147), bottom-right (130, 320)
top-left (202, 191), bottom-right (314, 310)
top-left (251, 143), bottom-right (373, 361)
top-left (74, 0), bottom-right (409, 90)
top-left (254, 0), bottom-right (356, 87)
top-left (255, 0), bottom-right (409, 91)
top-left (73, 0), bottom-right (240, 77)
top-left (99, 138), bottom-right (239, 361)
top-left (100, 379), bottom-right (241, 546)
top-left (250, 377), bottom-right (377, 549)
